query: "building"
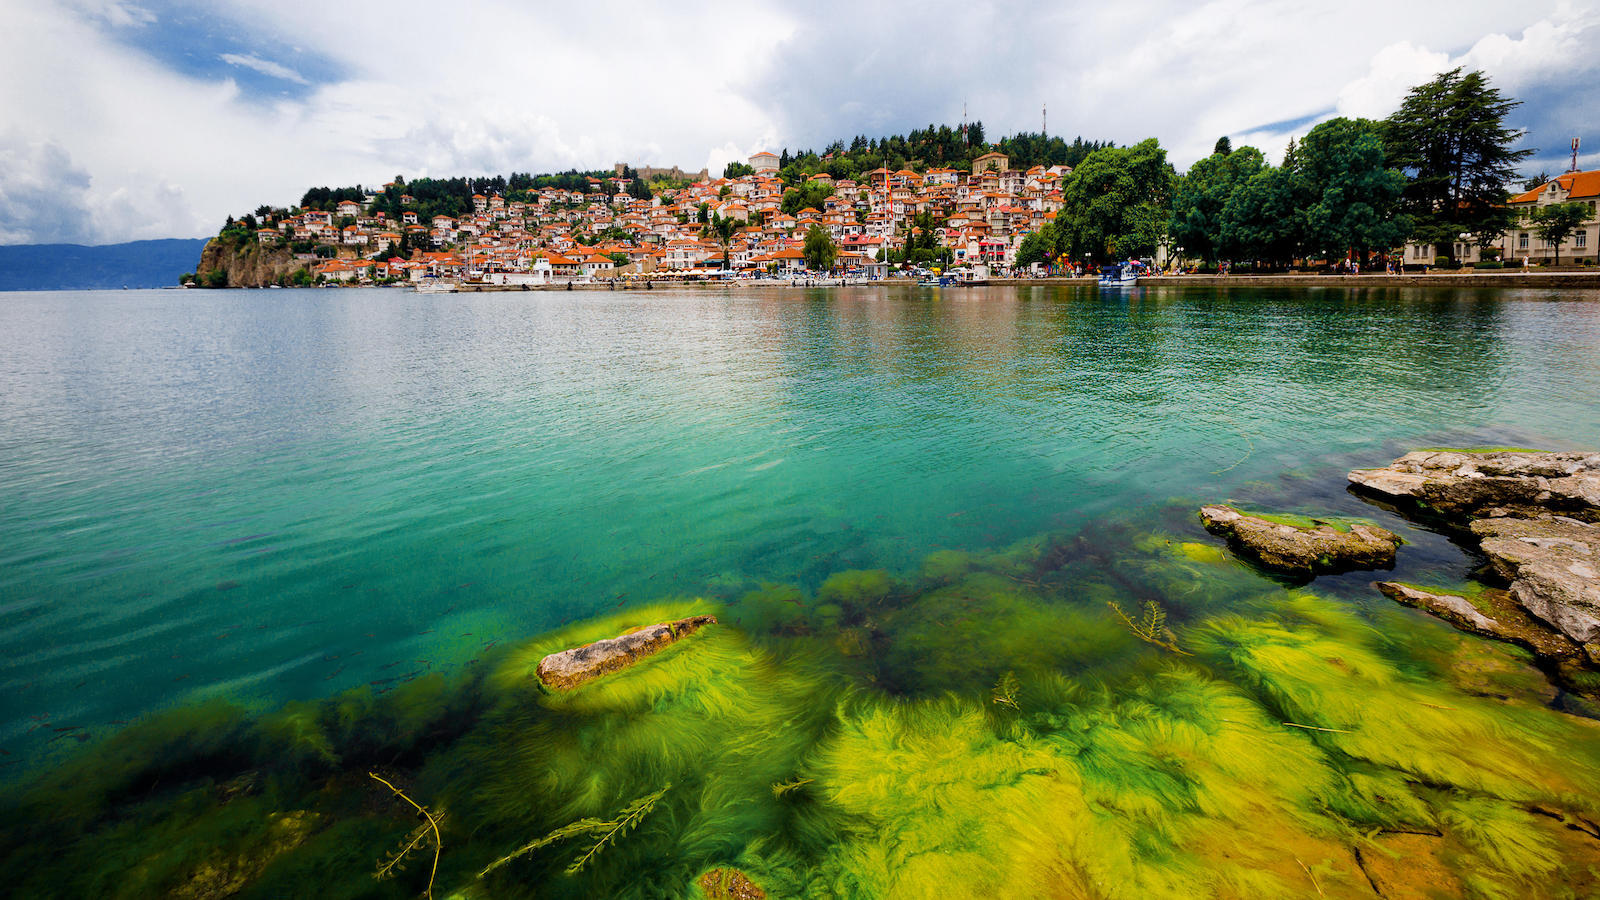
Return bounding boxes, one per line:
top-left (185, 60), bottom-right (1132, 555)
top-left (1503, 170), bottom-right (1600, 265)
top-left (972, 151), bottom-right (1009, 176)
top-left (749, 151), bottom-right (779, 175)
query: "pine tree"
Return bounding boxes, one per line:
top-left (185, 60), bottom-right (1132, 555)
top-left (1384, 68), bottom-right (1535, 260)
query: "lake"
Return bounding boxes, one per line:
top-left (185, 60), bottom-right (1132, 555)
top-left (3, 284), bottom-right (1600, 897)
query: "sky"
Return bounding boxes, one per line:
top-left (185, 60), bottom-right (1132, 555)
top-left (1, 0), bottom-right (1596, 245)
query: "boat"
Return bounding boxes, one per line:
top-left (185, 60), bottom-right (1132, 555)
top-left (415, 279), bottom-right (459, 293)
top-left (1098, 263), bottom-right (1141, 287)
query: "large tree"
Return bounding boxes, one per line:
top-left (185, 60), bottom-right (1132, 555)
top-left (1058, 139), bottom-right (1174, 261)
top-left (803, 225), bottom-right (838, 271)
top-left (1218, 166), bottom-right (1307, 266)
top-left (1296, 118), bottom-right (1410, 261)
top-left (1169, 146), bottom-right (1267, 263)
top-left (1384, 68), bottom-right (1534, 261)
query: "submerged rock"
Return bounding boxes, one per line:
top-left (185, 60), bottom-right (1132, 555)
top-left (1471, 517), bottom-right (1600, 661)
top-left (536, 615), bottom-right (717, 690)
top-left (698, 868), bottom-right (766, 899)
top-left (1198, 505), bottom-right (1401, 576)
top-left (1348, 449), bottom-right (1600, 524)
top-left (1376, 581), bottom-right (1580, 661)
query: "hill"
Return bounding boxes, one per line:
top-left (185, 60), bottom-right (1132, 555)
top-left (0, 239), bottom-right (210, 291)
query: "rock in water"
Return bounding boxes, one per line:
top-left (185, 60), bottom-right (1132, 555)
top-left (1471, 517), bottom-right (1600, 661)
top-left (1198, 505), bottom-right (1401, 576)
top-left (1348, 450), bottom-right (1600, 524)
top-left (699, 868), bottom-right (767, 899)
top-left (536, 615), bottom-right (717, 690)
top-left (1375, 581), bottom-right (1581, 661)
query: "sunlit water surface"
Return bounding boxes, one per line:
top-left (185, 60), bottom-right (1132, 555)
top-left (3, 284), bottom-right (1599, 767)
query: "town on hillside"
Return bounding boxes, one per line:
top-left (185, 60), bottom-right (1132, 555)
top-left (204, 149), bottom-right (1072, 286)
top-left (190, 71), bottom-right (1600, 288)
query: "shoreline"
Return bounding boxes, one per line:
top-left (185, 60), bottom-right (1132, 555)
top-left (429, 271), bottom-right (1600, 291)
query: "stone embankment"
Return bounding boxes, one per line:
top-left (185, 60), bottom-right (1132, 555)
top-left (1198, 505), bottom-right (1401, 576)
top-left (536, 615), bottom-right (717, 690)
top-left (1350, 450), bottom-right (1600, 671)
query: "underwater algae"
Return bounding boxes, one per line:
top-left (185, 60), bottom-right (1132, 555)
top-left (3, 526), bottom-right (1600, 898)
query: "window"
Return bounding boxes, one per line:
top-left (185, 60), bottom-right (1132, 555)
top-left (1579, 231), bottom-right (1589, 250)
top-left (1519, 233), bottom-right (1530, 250)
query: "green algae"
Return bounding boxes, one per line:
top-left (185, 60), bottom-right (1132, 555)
top-left (5, 523), bottom-right (1600, 899)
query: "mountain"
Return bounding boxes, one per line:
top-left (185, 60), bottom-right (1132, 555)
top-left (0, 239), bottom-right (210, 291)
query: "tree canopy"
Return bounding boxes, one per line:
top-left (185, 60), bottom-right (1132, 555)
top-left (802, 224), bottom-right (838, 271)
top-left (1296, 117), bottom-right (1411, 259)
top-left (1384, 68), bottom-right (1534, 259)
top-left (1057, 139), bottom-right (1174, 261)
top-left (1169, 146), bottom-right (1267, 262)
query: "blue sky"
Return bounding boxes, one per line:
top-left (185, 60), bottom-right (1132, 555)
top-left (1, 0), bottom-right (1596, 244)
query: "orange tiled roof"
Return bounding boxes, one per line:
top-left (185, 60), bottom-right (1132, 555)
top-left (1509, 170), bottom-right (1600, 203)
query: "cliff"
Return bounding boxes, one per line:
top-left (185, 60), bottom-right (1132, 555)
top-left (194, 235), bottom-right (304, 288)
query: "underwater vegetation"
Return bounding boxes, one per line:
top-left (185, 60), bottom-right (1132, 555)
top-left (3, 517), bottom-right (1600, 898)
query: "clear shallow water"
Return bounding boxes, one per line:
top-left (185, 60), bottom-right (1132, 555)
top-left (2, 284), bottom-right (1599, 764)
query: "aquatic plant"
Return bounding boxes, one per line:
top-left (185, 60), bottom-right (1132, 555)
top-left (369, 772), bottom-right (442, 899)
top-left (479, 784), bottom-right (670, 878)
top-left (991, 671), bottom-right (1021, 709)
top-left (1108, 599), bottom-right (1190, 654)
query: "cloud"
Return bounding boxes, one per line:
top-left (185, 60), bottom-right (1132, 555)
top-left (0, 134), bottom-right (96, 244)
top-left (0, 0), bottom-right (1595, 244)
top-left (219, 52), bottom-right (309, 85)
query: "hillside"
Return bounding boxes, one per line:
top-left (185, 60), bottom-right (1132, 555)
top-left (0, 239), bottom-right (209, 291)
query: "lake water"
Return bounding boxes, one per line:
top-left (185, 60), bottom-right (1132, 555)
top-left (2, 284), bottom-right (1599, 759)
top-left (6, 284), bottom-right (1600, 897)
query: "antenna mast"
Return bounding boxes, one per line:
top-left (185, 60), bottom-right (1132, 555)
top-left (1573, 137), bottom-right (1582, 173)
top-left (1042, 102), bottom-right (1047, 137)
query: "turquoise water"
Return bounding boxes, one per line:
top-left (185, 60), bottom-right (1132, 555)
top-left (2, 284), bottom-right (1599, 766)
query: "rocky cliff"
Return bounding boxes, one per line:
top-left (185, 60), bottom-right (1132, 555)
top-left (195, 235), bottom-right (304, 288)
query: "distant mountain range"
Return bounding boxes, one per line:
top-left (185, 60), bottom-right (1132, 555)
top-left (0, 239), bottom-right (209, 291)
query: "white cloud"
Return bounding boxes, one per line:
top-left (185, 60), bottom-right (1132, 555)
top-left (1, 0), bottom-right (1595, 244)
top-left (1335, 42), bottom-right (1452, 120)
top-left (219, 52), bottom-right (308, 85)
top-left (0, 134), bottom-right (95, 244)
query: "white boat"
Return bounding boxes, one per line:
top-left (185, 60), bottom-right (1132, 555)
top-left (415, 280), bottom-right (458, 293)
top-left (1098, 264), bottom-right (1140, 287)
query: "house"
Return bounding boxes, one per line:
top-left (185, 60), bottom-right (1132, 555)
top-left (1502, 170), bottom-right (1600, 265)
top-left (972, 151), bottom-right (1009, 176)
top-left (336, 199), bottom-right (362, 217)
top-left (749, 151), bottom-right (779, 174)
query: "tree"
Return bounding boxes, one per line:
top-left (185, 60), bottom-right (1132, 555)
top-left (1169, 146), bottom-right (1266, 262)
top-left (628, 176), bottom-right (652, 201)
top-left (803, 224), bottom-right (837, 271)
top-left (1295, 118), bottom-right (1410, 262)
top-left (723, 161), bottom-right (754, 179)
top-left (1523, 172), bottom-right (1551, 191)
top-left (781, 181), bottom-right (835, 216)
top-left (1213, 136), bottom-right (1232, 156)
top-left (708, 214), bottom-right (737, 269)
top-left (1530, 202), bottom-right (1589, 265)
top-left (968, 120), bottom-right (985, 146)
top-left (1218, 166), bottom-right (1306, 266)
top-left (1057, 139), bottom-right (1175, 261)
top-left (1014, 225), bottom-right (1062, 268)
top-left (1384, 68), bottom-right (1534, 261)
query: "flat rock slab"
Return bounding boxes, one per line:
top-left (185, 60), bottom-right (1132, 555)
top-left (1471, 516), bottom-right (1600, 658)
top-left (1199, 505), bottom-right (1400, 576)
top-left (536, 615), bottom-right (717, 691)
top-left (1348, 450), bottom-right (1600, 524)
top-left (1376, 581), bottom-right (1580, 661)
